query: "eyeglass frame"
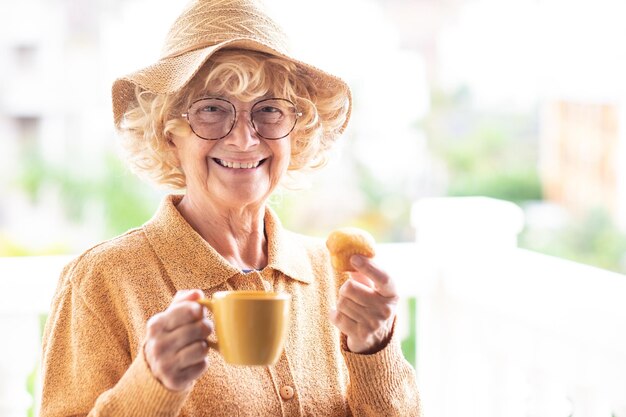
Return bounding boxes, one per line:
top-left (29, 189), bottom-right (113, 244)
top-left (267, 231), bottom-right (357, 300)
top-left (181, 97), bottom-right (303, 141)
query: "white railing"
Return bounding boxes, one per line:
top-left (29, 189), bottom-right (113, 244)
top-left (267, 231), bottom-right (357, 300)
top-left (1, 197), bottom-right (626, 417)
top-left (408, 197), bottom-right (626, 417)
top-left (0, 255), bottom-right (72, 417)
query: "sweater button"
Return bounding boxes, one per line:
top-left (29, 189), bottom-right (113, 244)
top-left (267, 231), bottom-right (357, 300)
top-left (280, 385), bottom-right (294, 400)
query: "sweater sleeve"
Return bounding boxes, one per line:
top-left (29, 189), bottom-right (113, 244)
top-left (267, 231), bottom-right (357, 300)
top-left (341, 322), bottom-right (422, 417)
top-left (40, 262), bottom-right (189, 417)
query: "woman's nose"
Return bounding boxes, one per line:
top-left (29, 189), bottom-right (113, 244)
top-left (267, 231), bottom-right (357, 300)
top-left (224, 111), bottom-right (259, 149)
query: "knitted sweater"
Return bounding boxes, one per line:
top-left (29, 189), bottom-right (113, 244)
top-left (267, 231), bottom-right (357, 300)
top-left (40, 194), bottom-right (421, 416)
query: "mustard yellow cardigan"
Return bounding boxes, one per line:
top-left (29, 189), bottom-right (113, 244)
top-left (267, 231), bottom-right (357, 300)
top-left (41, 195), bottom-right (421, 416)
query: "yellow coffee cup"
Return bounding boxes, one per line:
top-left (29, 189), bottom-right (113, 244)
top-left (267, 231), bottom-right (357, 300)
top-left (197, 291), bottom-right (291, 366)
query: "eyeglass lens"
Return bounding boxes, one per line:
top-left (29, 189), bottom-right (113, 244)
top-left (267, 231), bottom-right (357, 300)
top-left (186, 98), bottom-right (299, 140)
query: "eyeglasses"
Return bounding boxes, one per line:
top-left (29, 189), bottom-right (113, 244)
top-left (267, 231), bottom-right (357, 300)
top-left (181, 97), bottom-right (302, 140)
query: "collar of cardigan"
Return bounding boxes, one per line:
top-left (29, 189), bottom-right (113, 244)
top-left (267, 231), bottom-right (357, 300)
top-left (142, 194), bottom-right (313, 290)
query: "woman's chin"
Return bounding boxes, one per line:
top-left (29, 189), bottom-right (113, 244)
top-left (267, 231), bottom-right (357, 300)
top-left (207, 186), bottom-right (271, 209)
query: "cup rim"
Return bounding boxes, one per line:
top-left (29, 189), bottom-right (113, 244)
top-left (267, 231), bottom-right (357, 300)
top-left (212, 290), bottom-right (291, 300)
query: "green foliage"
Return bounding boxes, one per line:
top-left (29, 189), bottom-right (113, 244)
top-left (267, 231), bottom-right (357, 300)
top-left (351, 161), bottom-right (414, 242)
top-left (424, 88), bottom-right (542, 204)
top-left (447, 168), bottom-right (542, 204)
top-left (26, 314), bottom-right (48, 417)
top-left (26, 359), bottom-right (37, 417)
top-left (426, 86), bottom-right (626, 275)
top-left (520, 208), bottom-right (626, 274)
top-left (98, 154), bottom-right (160, 236)
top-left (14, 149), bottom-right (159, 243)
top-left (0, 234), bottom-right (69, 256)
top-left (17, 151), bottom-right (47, 203)
top-left (400, 297), bottom-right (417, 368)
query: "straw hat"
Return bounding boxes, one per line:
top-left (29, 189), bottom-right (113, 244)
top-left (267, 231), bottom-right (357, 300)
top-left (111, 0), bottom-right (352, 133)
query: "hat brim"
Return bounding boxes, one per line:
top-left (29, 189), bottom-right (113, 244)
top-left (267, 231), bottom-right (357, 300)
top-left (112, 38), bottom-right (351, 133)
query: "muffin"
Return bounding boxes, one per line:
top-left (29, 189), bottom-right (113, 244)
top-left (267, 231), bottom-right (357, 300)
top-left (326, 227), bottom-right (376, 272)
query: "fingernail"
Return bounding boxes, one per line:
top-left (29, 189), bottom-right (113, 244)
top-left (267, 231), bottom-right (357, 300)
top-left (350, 255), bottom-right (364, 267)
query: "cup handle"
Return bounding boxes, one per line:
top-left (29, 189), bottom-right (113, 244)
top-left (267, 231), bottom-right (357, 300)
top-left (197, 298), bottom-right (219, 351)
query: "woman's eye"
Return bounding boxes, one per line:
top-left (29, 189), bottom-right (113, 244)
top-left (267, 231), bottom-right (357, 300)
top-left (200, 106), bottom-right (220, 112)
top-left (262, 106), bottom-right (281, 113)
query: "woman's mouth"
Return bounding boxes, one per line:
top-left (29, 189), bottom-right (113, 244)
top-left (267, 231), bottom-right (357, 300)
top-left (213, 158), bottom-right (267, 169)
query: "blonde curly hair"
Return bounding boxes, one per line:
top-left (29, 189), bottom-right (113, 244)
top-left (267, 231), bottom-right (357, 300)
top-left (118, 49), bottom-right (350, 189)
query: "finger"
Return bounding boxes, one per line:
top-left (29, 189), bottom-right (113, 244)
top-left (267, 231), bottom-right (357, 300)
top-left (337, 294), bottom-right (394, 325)
top-left (339, 278), bottom-right (377, 307)
top-left (146, 311), bottom-right (168, 337)
top-left (177, 358), bottom-right (210, 386)
top-left (175, 339), bottom-right (211, 370)
top-left (329, 308), bottom-right (358, 335)
top-left (348, 271), bottom-right (375, 288)
top-left (163, 301), bottom-right (204, 331)
top-left (350, 255), bottom-right (397, 297)
top-left (339, 279), bottom-right (398, 321)
top-left (147, 290), bottom-right (206, 336)
top-left (161, 356), bottom-right (209, 392)
top-left (335, 295), bottom-right (364, 322)
top-left (159, 317), bottom-right (213, 355)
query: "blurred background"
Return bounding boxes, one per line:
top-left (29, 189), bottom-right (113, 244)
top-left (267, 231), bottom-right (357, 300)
top-left (2, 0), bottom-right (626, 416)
top-left (2, 0), bottom-right (626, 273)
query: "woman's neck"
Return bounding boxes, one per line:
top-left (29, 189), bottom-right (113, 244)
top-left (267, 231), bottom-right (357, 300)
top-left (175, 195), bottom-right (268, 271)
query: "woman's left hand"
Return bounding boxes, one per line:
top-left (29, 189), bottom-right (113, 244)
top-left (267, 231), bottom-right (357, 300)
top-left (329, 254), bottom-right (399, 354)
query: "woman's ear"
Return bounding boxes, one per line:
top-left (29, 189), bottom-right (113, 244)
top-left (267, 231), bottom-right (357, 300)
top-left (166, 132), bottom-right (178, 148)
top-left (164, 133), bottom-right (181, 166)
top-left (165, 120), bottom-right (193, 149)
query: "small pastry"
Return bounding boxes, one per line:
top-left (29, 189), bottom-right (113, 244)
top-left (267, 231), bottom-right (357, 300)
top-left (326, 227), bottom-right (376, 272)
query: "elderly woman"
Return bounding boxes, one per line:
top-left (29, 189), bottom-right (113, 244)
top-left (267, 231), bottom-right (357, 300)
top-left (40, 0), bottom-right (421, 416)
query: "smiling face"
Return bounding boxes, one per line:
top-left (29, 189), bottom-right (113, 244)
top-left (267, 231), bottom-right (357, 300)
top-left (170, 96), bottom-right (291, 210)
top-left (119, 48), bottom-right (349, 192)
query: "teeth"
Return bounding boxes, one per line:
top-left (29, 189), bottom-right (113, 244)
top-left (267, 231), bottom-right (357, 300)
top-left (217, 159), bottom-right (261, 169)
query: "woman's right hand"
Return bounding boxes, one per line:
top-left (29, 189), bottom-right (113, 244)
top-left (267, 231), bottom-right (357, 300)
top-left (144, 289), bottom-right (213, 392)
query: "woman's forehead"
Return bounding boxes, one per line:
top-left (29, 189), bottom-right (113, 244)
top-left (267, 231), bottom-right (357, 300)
top-left (189, 92), bottom-right (276, 105)
top-left (181, 69), bottom-right (290, 105)
top-left (189, 78), bottom-right (282, 101)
